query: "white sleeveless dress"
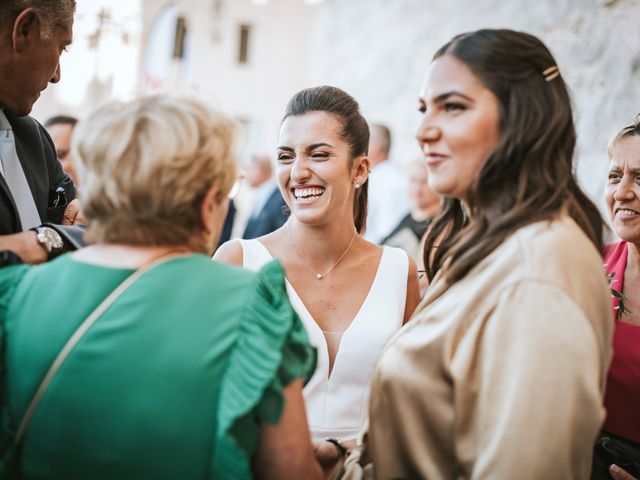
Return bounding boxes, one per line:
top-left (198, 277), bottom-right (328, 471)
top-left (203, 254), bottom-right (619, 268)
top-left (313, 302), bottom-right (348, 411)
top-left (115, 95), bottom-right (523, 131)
top-left (238, 239), bottom-right (408, 441)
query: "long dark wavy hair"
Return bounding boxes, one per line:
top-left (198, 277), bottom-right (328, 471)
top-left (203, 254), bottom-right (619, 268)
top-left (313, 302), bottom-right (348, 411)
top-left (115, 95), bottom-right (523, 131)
top-left (282, 85), bottom-right (369, 233)
top-left (423, 29), bottom-right (603, 284)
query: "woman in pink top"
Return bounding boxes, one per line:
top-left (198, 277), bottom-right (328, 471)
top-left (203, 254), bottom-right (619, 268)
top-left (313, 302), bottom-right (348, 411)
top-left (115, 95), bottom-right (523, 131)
top-left (596, 116), bottom-right (640, 480)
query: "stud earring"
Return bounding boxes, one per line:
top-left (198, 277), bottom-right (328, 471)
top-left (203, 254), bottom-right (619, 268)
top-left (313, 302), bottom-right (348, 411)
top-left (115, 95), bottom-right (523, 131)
top-left (354, 179), bottom-right (361, 189)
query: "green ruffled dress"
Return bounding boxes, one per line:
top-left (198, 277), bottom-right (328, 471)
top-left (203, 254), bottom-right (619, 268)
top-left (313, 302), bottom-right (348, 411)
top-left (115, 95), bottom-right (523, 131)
top-left (0, 254), bottom-right (315, 479)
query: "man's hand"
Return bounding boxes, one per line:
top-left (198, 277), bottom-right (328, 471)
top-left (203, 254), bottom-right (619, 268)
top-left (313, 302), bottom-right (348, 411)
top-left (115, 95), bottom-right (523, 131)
top-left (62, 199), bottom-right (86, 225)
top-left (610, 465), bottom-right (638, 480)
top-left (0, 231), bottom-right (47, 264)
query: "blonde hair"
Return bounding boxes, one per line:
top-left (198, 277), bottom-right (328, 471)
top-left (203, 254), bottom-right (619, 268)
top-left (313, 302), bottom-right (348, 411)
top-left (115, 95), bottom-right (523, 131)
top-left (608, 114), bottom-right (640, 159)
top-left (73, 95), bottom-right (237, 250)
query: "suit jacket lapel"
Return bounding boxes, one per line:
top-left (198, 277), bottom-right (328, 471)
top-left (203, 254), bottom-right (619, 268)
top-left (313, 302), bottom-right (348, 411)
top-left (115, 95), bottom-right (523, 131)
top-left (0, 167), bottom-right (21, 230)
top-left (8, 113), bottom-right (49, 221)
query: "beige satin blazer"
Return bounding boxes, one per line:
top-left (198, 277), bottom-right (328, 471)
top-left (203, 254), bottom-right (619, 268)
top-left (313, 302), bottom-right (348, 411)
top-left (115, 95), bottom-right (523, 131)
top-left (343, 215), bottom-right (613, 480)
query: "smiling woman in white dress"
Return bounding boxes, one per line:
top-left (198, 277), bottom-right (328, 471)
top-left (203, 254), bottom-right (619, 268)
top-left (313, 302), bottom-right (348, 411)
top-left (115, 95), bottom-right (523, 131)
top-left (215, 86), bottom-right (420, 454)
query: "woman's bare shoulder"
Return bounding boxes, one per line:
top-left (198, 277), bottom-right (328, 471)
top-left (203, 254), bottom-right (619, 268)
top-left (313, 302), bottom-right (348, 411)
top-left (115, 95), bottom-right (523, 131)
top-left (350, 237), bottom-right (385, 267)
top-left (213, 238), bottom-right (243, 266)
top-left (359, 236), bottom-right (384, 254)
top-left (257, 228), bottom-right (288, 258)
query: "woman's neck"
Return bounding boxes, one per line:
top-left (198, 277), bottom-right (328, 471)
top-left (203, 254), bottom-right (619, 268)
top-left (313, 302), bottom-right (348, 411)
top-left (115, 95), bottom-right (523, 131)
top-left (287, 218), bottom-right (358, 261)
top-left (627, 241), bottom-right (640, 277)
top-left (72, 243), bottom-right (193, 268)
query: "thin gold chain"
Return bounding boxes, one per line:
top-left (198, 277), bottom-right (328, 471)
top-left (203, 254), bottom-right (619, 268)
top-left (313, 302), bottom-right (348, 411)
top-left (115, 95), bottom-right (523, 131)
top-left (287, 222), bottom-right (357, 280)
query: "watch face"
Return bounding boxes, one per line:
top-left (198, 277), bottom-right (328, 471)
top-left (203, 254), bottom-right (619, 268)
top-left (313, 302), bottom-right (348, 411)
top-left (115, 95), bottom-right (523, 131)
top-left (44, 228), bottom-right (64, 250)
top-left (38, 227), bottom-right (64, 252)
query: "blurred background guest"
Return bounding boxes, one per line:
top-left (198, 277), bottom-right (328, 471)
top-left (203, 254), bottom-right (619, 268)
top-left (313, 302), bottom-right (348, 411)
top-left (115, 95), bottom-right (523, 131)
top-left (45, 115), bottom-right (79, 186)
top-left (363, 124), bottom-right (411, 244)
top-left (593, 116), bottom-right (640, 480)
top-left (242, 153), bottom-right (288, 239)
top-left (216, 199), bottom-right (236, 248)
top-left (382, 160), bottom-right (440, 262)
top-left (0, 95), bottom-right (322, 480)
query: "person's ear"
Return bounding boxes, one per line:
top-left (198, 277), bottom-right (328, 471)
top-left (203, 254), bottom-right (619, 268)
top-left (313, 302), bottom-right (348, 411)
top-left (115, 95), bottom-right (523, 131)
top-left (200, 184), bottom-right (220, 236)
top-left (353, 155), bottom-right (371, 185)
top-left (12, 8), bottom-right (39, 53)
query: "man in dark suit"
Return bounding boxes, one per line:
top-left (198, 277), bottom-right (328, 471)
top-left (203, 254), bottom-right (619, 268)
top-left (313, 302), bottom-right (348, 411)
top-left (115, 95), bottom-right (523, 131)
top-left (0, 0), bottom-right (81, 265)
top-left (242, 153), bottom-right (288, 239)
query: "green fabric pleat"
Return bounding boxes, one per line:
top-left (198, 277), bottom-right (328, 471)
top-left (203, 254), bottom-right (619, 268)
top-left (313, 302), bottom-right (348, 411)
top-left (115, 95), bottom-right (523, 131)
top-left (212, 260), bottom-right (316, 479)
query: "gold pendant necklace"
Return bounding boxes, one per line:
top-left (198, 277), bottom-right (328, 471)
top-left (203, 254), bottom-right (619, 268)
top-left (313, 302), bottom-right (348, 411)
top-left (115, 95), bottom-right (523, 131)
top-left (287, 223), bottom-right (357, 280)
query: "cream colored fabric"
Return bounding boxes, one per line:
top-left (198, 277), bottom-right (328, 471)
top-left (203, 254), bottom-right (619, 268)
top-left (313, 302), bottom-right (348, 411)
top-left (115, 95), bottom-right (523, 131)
top-left (238, 239), bottom-right (408, 442)
top-left (343, 215), bottom-right (613, 480)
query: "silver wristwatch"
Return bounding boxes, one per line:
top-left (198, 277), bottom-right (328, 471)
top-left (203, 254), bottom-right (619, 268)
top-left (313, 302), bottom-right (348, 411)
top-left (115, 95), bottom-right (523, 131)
top-left (32, 226), bottom-right (64, 258)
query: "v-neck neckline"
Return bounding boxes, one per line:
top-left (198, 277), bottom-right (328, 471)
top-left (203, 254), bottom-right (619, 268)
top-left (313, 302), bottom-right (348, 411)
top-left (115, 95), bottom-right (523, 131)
top-left (253, 240), bottom-right (387, 380)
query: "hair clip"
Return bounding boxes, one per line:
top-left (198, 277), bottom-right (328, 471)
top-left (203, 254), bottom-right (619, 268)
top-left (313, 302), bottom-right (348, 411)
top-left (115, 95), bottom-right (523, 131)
top-left (542, 65), bottom-right (560, 82)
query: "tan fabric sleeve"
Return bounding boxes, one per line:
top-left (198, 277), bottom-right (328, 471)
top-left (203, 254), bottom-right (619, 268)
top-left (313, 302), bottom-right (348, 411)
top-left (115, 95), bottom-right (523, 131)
top-left (341, 448), bottom-right (365, 480)
top-left (341, 421), bottom-right (378, 480)
top-left (456, 280), bottom-right (606, 480)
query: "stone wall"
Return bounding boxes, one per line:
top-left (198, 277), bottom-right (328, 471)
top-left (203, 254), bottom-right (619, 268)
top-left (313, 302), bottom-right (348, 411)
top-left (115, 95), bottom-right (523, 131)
top-left (140, 0), bottom-right (318, 156)
top-left (307, 0), bottom-right (640, 207)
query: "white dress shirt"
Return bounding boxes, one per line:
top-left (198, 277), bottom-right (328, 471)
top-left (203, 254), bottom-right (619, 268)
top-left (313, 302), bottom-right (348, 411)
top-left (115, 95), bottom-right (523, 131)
top-left (365, 160), bottom-right (411, 244)
top-left (249, 180), bottom-right (278, 218)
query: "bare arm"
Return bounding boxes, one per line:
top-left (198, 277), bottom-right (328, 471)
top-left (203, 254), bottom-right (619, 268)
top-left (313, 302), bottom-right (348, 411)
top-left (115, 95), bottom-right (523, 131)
top-left (0, 231), bottom-right (46, 264)
top-left (213, 239), bottom-right (243, 266)
top-left (403, 256), bottom-right (421, 324)
top-left (254, 379), bottom-right (323, 480)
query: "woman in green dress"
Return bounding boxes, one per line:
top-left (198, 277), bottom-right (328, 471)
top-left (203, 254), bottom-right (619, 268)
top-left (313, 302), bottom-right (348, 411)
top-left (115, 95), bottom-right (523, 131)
top-left (0, 95), bottom-right (322, 479)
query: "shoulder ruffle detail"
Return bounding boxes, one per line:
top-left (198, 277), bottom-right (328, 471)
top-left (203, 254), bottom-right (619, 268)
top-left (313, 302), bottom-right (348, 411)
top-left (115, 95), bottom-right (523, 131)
top-left (212, 259), bottom-right (316, 479)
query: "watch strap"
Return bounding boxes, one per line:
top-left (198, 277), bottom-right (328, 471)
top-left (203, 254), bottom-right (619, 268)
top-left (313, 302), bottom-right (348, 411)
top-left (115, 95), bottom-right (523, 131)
top-left (30, 225), bottom-right (64, 259)
top-left (325, 437), bottom-right (348, 458)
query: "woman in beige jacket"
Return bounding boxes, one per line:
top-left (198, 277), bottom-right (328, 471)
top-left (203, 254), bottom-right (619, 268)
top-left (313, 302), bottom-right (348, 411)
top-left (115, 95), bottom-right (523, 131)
top-left (339, 29), bottom-right (613, 479)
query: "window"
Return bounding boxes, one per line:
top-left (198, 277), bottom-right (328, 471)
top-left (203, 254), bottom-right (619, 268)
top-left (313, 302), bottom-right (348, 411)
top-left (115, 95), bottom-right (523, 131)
top-left (238, 24), bottom-right (252, 64)
top-left (173, 16), bottom-right (187, 59)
